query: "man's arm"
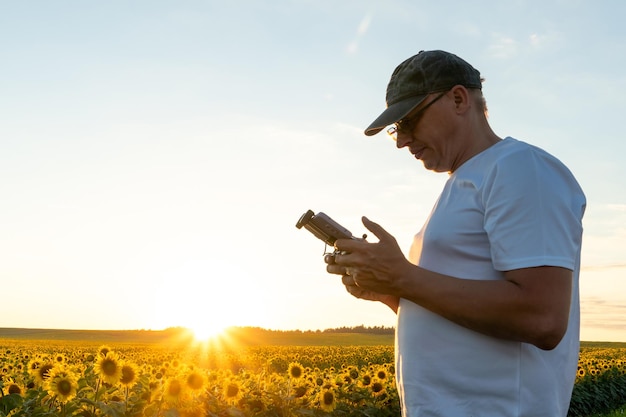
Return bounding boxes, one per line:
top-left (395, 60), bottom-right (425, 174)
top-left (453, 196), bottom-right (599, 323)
top-left (333, 217), bottom-right (572, 350)
top-left (393, 265), bottom-right (571, 350)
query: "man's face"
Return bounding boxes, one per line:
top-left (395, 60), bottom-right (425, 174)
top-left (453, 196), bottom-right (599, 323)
top-left (394, 91), bottom-right (458, 173)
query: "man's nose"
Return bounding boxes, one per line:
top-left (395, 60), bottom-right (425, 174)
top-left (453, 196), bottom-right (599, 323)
top-left (396, 131), bottom-right (412, 149)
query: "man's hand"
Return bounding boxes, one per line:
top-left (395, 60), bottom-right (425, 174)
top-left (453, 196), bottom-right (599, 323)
top-left (325, 217), bottom-right (405, 312)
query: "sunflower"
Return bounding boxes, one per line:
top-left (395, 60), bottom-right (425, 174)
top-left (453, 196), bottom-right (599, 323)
top-left (53, 353), bottom-right (67, 364)
top-left (27, 357), bottom-right (42, 374)
top-left (222, 379), bottom-right (243, 404)
top-left (374, 366), bottom-right (388, 380)
top-left (144, 379), bottom-right (162, 403)
top-left (347, 367), bottom-right (359, 380)
top-left (292, 384), bottom-right (309, 398)
top-left (288, 362), bottom-right (304, 380)
top-left (163, 377), bottom-right (185, 404)
top-left (318, 388), bottom-right (337, 412)
top-left (119, 361), bottom-right (139, 387)
top-left (2, 379), bottom-right (24, 396)
top-left (46, 366), bottom-right (79, 403)
top-left (369, 377), bottom-right (386, 397)
top-left (185, 370), bottom-right (205, 392)
top-left (97, 345), bottom-right (112, 357)
top-left (29, 358), bottom-right (54, 385)
top-left (95, 351), bottom-right (122, 385)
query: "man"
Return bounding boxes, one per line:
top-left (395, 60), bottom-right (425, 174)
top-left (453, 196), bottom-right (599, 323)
top-left (326, 50), bottom-right (586, 416)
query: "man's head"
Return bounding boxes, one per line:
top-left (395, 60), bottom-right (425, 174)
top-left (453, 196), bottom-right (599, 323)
top-left (365, 50), bottom-right (483, 136)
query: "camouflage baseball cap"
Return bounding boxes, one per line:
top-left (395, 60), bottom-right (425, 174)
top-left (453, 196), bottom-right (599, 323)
top-left (364, 50), bottom-right (482, 136)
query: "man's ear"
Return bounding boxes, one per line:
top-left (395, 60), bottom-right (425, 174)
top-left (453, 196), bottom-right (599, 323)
top-left (450, 85), bottom-right (471, 113)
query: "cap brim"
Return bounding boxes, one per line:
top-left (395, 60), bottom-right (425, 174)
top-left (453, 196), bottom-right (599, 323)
top-left (364, 94), bottom-right (428, 136)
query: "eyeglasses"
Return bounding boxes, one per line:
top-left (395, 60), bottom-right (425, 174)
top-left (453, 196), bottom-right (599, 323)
top-left (387, 91), bottom-right (448, 140)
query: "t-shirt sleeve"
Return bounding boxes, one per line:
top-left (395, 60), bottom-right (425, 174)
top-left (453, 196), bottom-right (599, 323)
top-left (482, 148), bottom-right (586, 271)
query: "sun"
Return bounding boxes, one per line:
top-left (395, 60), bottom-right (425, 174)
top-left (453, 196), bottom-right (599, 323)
top-left (149, 258), bottom-right (268, 339)
top-left (187, 320), bottom-right (228, 342)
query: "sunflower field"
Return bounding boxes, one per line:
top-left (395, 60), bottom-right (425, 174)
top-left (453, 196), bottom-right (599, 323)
top-left (0, 335), bottom-right (624, 417)
top-left (569, 346), bottom-right (626, 417)
top-left (0, 337), bottom-right (398, 417)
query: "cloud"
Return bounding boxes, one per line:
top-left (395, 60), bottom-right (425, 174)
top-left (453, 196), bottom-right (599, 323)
top-left (356, 14), bottom-right (371, 35)
top-left (581, 297), bottom-right (626, 330)
top-left (346, 14), bottom-right (372, 54)
top-left (581, 263), bottom-right (626, 272)
top-left (487, 34), bottom-right (518, 59)
top-left (528, 31), bottom-right (563, 50)
top-left (529, 33), bottom-right (542, 46)
top-left (487, 31), bottom-right (563, 60)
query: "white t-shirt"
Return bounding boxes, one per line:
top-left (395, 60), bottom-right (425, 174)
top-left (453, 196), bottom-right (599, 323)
top-left (396, 137), bottom-right (586, 417)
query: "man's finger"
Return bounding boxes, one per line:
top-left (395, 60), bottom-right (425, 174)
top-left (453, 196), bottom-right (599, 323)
top-left (362, 216), bottom-right (393, 241)
top-left (327, 264), bottom-right (346, 275)
top-left (342, 274), bottom-right (356, 286)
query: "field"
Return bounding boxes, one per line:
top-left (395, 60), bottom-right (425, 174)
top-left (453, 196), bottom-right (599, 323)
top-left (0, 327), bottom-right (624, 417)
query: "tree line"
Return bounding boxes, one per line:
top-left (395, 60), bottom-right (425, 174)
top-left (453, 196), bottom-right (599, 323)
top-left (266, 325), bottom-right (395, 335)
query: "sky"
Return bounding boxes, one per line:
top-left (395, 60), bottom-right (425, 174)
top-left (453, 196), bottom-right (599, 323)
top-left (0, 0), bottom-right (625, 342)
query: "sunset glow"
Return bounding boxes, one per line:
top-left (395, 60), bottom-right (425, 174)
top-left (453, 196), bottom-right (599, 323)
top-left (0, 2), bottom-right (625, 342)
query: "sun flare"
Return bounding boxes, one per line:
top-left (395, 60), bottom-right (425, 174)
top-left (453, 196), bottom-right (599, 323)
top-left (188, 321), bottom-right (228, 342)
top-left (150, 258), bottom-right (268, 339)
